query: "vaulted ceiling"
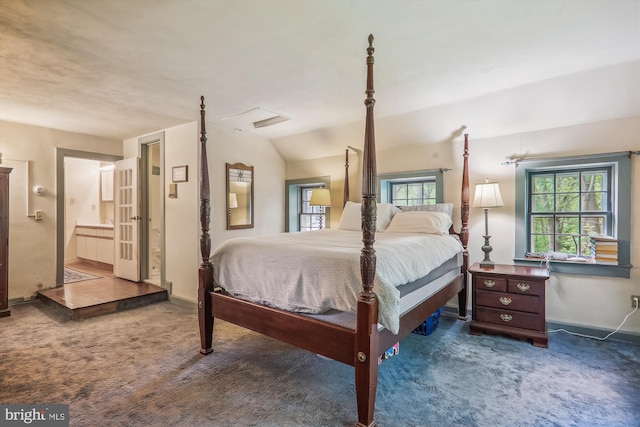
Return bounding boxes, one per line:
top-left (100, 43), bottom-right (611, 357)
top-left (1, 0), bottom-right (639, 160)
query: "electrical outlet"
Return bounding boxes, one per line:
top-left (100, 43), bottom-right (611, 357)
top-left (631, 295), bottom-right (640, 309)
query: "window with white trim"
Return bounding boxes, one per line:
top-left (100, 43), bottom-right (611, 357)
top-left (528, 166), bottom-right (612, 256)
top-left (514, 152), bottom-right (631, 277)
top-left (284, 176), bottom-right (331, 232)
top-left (299, 186), bottom-right (326, 231)
top-left (378, 169), bottom-right (445, 205)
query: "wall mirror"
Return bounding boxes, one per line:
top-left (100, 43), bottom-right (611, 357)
top-left (226, 162), bottom-right (254, 230)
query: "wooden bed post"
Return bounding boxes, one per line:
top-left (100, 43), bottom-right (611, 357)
top-left (198, 96), bottom-right (214, 355)
top-left (355, 34), bottom-right (379, 427)
top-left (457, 134), bottom-right (470, 319)
top-left (344, 149), bottom-right (350, 207)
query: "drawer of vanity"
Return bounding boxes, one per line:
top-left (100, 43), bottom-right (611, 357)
top-left (475, 290), bottom-right (539, 313)
top-left (507, 279), bottom-right (544, 296)
top-left (475, 307), bottom-right (542, 331)
top-left (474, 275), bottom-right (507, 292)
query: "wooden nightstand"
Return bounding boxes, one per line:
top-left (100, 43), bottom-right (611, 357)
top-left (469, 263), bottom-right (550, 348)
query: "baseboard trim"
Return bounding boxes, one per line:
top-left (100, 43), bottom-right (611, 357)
top-left (546, 320), bottom-right (640, 344)
top-left (441, 305), bottom-right (639, 344)
top-left (168, 295), bottom-right (197, 310)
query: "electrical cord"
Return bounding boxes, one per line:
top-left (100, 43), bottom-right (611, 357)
top-left (548, 304), bottom-right (638, 341)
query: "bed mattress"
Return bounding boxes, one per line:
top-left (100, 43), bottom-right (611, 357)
top-left (211, 229), bottom-right (463, 334)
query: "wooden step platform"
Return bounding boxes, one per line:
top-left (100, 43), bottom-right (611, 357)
top-left (38, 264), bottom-right (168, 320)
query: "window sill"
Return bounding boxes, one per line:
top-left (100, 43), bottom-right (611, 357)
top-left (513, 258), bottom-right (631, 278)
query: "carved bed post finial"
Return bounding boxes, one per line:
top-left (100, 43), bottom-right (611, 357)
top-left (355, 34), bottom-right (379, 427)
top-left (360, 33), bottom-right (377, 302)
top-left (457, 133), bottom-right (470, 319)
top-left (199, 96), bottom-right (211, 268)
top-left (198, 96), bottom-right (215, 354)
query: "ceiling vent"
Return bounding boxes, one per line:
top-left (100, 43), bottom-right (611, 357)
top-left (253, 114), bottom-right (290, 129)
top-left (219, 107), bottom-right (291, 132)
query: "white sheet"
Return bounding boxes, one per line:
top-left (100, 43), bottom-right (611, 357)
top-left (211, 229), bottom-right (463, 334)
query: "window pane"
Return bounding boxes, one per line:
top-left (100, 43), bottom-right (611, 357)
top-left (531, 234), bottom-right (552, 252)
top-left (532, 194), bottom-right (554, 212)
top-left (423, 183), bottom-right (436, 203)
top-left (556, 173), bottom-right (579, 192)
top-left (532, 216), bottom-right (554, 234)
top-left (555, 235), bottom-right (579, 255)
top-left (581, 170), bottom-right (606, 192)
top-left (555, 216), bottom-right (579, 235)
top-left (532, 175), bottom-right (554, 193)
top-left (393, 185), bottom-right (407, 200)
top-left (555, 193), bottom-right (579, 212)
top-left (581, 216), bottom-right (605, 236)
top-left (580, 191), bottom-right (605, 212)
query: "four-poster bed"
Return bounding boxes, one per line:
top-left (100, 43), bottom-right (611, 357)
top-left (197, 35), bottom-right (470, 427)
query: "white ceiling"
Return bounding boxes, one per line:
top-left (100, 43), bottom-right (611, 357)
top-left (1, 0), bottom-right (639, 159)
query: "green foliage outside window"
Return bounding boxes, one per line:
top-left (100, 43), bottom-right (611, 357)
top-left (529, 168), bottom-right (609, 256)
top-left (391, 181), bottom-right (436, 206)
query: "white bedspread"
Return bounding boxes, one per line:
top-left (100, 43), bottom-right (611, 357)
top-left (211, 229), bottom-right (463, 334)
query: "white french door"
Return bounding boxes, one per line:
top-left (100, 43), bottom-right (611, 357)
top-left (114, 157), bottom-right (140, 282)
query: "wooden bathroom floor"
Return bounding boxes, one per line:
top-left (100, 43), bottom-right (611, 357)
top-left (38, 262), bottom-right (167, 320)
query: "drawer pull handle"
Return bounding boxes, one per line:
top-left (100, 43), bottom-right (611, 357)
top-left (517, 283), bottom-right (530, 292)
top-left (499, 297), bottom-right (512, 306)
top-left (483, 279), bottom-right (496, 288)
top-left (500, 314), bottom-right (513, 322)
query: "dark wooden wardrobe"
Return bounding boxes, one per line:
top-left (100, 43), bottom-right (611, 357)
top-left (0, 167), bottom-right (12, 317)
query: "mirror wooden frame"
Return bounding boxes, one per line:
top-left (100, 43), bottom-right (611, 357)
top-left (226, 162), bottom-right (254, 230)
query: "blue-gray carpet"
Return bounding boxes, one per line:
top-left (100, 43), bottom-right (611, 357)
top-left (1, 299), bottom-right (638, 426)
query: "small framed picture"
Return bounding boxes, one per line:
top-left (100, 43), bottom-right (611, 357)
top-left (172, 165), bottom-right (188, 182)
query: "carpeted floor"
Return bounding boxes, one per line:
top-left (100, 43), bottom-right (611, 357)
top-left (1, 299), bottom-right (638, 427)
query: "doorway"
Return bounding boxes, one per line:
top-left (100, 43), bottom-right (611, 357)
top-left (55, 142), bottom-right (166, 289)
top-left (141, 140), bottom-right (164, 286)
top-left (55, 149), bottom-right (122, 286)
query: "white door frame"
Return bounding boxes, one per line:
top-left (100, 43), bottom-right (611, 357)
top-left (139, 133), bottom-right (166, 287)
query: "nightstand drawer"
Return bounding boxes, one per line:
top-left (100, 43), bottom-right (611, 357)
top-left (475, 290), bottom-right (539, 314)
top-left (507, 279), bottom-right (544, 296)
top-left (474, 275), bottom-right (507, 292)
top-left (475, 307), bottom-right (541, 331)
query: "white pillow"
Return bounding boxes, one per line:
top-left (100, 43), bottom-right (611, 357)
top-left (338, 201), bottom-right (361, 231)
top-left (398, 203), bottom-right (453, 218)
top-left (337, 201), bottom-right (400, 232)
top-left (377, 203), bottom-right (400, 232)
top-left (384, 211), bottom-right (452, 235)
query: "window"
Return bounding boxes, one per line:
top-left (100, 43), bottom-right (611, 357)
top-left (515, 152), bottom-right (631, 277)
top-left (299, 186), bottom-right (327, 231)
top-left (389, 179), bottom-right (437, 206)
top-left (529, 167), bottom-right (612, 256)
top-left (284, 176), bottom-right (331, 232)
top-left (379, 170), bottom-right (445, 205)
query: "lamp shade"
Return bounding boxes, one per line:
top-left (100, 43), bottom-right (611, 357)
top-left (473, 180), bottom-right (504, 208)
top-left (309, 188), bottom-right (332, 207)
top-left (228, 192), bottom-right (238, 209)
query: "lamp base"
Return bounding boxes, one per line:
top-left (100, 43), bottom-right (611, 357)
top-left (479, 260), bottom-right (496, 268)
top-left (480, 234), bottom-right (495, 268)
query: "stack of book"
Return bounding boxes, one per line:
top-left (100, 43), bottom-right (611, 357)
top-left (590, 234), bottom-right (618, 265)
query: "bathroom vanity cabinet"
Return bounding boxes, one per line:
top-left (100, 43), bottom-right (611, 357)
top-left (76, 224), bottom-right (114, 266)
